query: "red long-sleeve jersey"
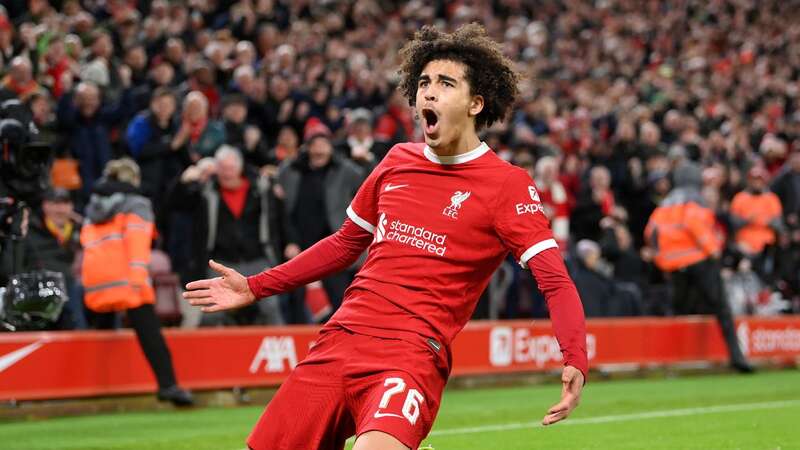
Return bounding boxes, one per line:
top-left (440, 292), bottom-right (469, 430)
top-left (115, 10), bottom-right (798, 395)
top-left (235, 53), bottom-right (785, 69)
top-left (248, 143), bottom-right (588, 377)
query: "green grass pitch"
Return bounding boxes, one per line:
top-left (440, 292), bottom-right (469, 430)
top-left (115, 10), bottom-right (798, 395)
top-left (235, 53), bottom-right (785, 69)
top-left (1, 370), bottom-right (798, 449)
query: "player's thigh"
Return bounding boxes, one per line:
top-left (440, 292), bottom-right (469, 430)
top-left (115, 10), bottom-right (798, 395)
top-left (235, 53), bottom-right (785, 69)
top-left (353, 430), bottom-right (410, 450)
top-left (349, 334), bottom-right (447, 450)
top-left (248, 334), bottom-right (353, 450)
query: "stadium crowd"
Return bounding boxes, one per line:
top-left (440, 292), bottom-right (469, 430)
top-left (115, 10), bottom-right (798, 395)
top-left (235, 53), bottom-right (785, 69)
top-left (1, 0), bottom-right (799, 330)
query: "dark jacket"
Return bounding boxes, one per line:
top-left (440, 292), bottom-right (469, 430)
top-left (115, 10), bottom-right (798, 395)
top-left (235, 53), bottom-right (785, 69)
top-left (22, 210), bottom-right (81, 278)
top-left (56, 88), bottom-right (133, 199)
top-left (167, 170), bottom-right (284, 283)
top-left (277, 152), bottom-right (364, 247)
top-left (125, 111), bottom-right (189, 209)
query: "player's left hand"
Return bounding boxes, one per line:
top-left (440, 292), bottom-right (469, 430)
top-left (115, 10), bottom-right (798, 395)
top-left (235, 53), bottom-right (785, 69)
top-left (542, 365), bottom-right (584, 426)
top-left (183, 260), bottom-right (256, 312)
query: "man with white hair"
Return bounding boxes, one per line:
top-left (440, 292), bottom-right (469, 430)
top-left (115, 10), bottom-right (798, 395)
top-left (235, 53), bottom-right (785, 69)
top-left (168, 144), bottom-right (284, 326)
top-left (170, 90), bottom-right (226, 161)
top-left (0, 55), bottom-right (40, 101)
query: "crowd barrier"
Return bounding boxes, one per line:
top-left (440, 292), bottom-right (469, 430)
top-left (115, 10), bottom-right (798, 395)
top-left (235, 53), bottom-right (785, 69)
top-left (1, 316), bottom-right (799, 401)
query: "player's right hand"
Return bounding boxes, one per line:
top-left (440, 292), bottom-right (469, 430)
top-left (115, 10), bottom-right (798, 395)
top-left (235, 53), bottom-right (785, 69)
top-left (183, 260), bottom-right (257, 312)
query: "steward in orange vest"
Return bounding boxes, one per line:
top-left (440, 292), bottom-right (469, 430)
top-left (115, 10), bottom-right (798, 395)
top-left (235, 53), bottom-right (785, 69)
top-left (80, 158), bottom-right (193, 406)
top-left (729, 167), bottom-right (784, 256)
top-left (81, 177), bottom-right (156, 313)
top-left (645, 162), bottom-right (752, 373)
top-left (645, 170), bottom-right (721, 273)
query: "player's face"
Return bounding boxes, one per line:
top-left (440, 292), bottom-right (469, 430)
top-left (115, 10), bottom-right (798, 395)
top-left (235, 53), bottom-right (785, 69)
top-left (416, 59), bottom-right (482, 150)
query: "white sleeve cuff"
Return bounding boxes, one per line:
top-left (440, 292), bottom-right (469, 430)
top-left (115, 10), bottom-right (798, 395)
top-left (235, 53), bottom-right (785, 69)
top-left (347, 205), bottom-right (375, 233)
top-left (518, 238), bottom-right (559, 267)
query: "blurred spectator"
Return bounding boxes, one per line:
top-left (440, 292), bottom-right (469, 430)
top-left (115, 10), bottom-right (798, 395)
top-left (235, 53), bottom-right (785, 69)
top-left (21, 188), bottom-right (85, 329)
top-left (125, 87), bottom-right (183, 214)
top-left (80, 158), bottom-right (192, 406)
top-left (569, 239), bottom-right (643, 317)
top-left (534, 156), bottom-right (571, 247)
top-left (221, 93), bottom-right (270, 169)
top-left (269, 125), bottom-right (300, 165)
top-left (169, 146), bottom-right (284, 326)
top-left (26, 89), bottom-right (59, 148)
top-left (277, 131), bottom-right (364, 320)
top-left (0, 56), bottom-right (39, 102)
top-left (57, 78), bottom-right (133, 202)
top-left (571, 165), bottom-right (615, 242)
top-left (178, 60), bottom-right (220, 115)
top-left (730, 167), bottom-right (784, 264)
top-left (645, 162), bottom-right (752, 372)
top-left (334, 108), bottom-right (388, 170)
top-left (170, 90), bottom-right (226, 162)
top-left (771, 152), bottom-right (800, 229)
top-left (374, 86), bottom-right (416, 146)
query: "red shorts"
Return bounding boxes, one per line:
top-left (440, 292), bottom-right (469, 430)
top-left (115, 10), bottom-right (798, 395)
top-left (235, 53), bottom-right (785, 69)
top-left (247, 327), bottom-right (449, 450)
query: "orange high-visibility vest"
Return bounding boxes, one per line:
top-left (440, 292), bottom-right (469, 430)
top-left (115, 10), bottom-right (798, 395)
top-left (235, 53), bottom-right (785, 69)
top-left (81, 201), bottom-right (155, 313)
top-left (645, 200), bottom-right (722, 272)
top-left (729, 190), bottom-right (782, 255)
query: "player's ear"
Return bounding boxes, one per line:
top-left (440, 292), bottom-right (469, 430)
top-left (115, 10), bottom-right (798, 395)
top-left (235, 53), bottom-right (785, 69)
top-left (469, 95), bottom-right (484, 117)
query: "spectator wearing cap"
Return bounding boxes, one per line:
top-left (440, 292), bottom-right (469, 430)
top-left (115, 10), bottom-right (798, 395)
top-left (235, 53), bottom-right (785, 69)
top-left (21, 188), bottom-right (86, 329)
top-left (730, 166), bottom-right (784, 267)
top-left (277, 127), bottom-right (365, 321)
top-left (334, 108), bottom-right (388, 171)
top-left (221, 93), bottom-right (270, 170)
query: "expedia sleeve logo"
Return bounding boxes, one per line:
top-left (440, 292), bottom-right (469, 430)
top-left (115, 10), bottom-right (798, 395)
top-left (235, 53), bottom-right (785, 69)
top-left (515, 185), bottom-right (545, 215)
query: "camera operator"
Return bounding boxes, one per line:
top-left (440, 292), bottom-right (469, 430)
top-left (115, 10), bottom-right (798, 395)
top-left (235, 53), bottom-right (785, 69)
top-left (0, 102), bottom-right (63, 330)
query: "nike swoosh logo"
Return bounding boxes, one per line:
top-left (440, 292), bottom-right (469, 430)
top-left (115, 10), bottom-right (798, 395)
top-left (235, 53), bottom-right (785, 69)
top-left (374, 411), bottom-right (404, 419)
top-left (384, 183), bottom-right (408, 192)
top-left (0, 340), bottom-right (46, 373)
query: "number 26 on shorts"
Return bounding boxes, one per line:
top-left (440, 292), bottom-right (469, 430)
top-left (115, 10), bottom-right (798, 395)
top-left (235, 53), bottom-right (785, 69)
top-left (373, 377), bottom-right (425, 425)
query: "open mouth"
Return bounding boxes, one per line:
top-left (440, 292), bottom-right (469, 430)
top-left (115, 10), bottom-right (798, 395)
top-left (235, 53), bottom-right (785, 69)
top-left (422, 108), bottom-right (439, 135)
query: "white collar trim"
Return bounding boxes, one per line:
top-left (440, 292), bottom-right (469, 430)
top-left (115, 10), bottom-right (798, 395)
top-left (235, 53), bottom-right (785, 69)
top-left (423, 142), bottom-right (490, 165)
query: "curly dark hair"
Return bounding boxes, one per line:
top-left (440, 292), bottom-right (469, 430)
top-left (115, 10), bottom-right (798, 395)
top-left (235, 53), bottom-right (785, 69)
top-left (398, 23), bottom-right (520, 131)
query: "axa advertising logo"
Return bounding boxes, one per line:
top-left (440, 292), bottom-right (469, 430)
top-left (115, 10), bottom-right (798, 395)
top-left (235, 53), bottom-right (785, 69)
top-left (373, 212), bottom-right (448, 256)
top-left (515, 185), bottom-right (545, 216)
top-left (249, 336), bottom-right (298, 373)
top-left (490, 326), bottom-right (596, 367)
top-left (442, 191), bottom-right (471, 219)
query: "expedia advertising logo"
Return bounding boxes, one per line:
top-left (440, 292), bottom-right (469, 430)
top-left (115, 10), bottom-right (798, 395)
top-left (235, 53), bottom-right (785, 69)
top-left (490, 326), bottom-right (596, 367)
top-left (373, 212), bottom-right (448, 256)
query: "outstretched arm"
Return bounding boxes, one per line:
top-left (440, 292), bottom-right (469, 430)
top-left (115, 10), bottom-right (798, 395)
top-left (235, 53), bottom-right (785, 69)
top-left (528, 247), bottom-right (587, 426)
top-left (183, 219), bottom-right (372, 312)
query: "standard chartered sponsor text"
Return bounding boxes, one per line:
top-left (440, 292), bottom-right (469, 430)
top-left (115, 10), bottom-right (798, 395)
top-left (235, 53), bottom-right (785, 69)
top-left (387, 219), bottom-right (447, 256)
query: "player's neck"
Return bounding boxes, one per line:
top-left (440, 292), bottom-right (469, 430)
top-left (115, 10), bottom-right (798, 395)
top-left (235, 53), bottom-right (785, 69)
top-left (429, 130), bottom-right (481, 157)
